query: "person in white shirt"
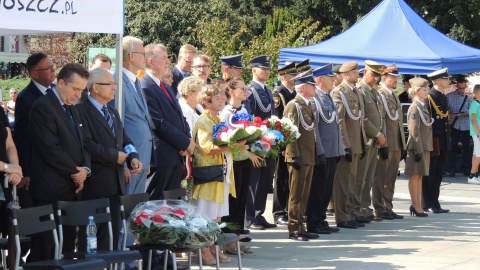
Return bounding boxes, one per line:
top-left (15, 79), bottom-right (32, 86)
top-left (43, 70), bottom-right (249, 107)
top-left (178, 76), bottom-right (203, 134)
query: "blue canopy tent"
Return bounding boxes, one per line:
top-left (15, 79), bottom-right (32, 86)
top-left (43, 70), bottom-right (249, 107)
top-left (279, 0), bottom-right (480, 75)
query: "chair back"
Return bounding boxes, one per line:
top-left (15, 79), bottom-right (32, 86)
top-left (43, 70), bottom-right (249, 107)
top-left (12, 205), bottom-right (60, 266)
top-left (118, 193), bottom-right (149, 250)
top-left (57, 198), bottom-right (113, 251)
top-left (162, 188), bottom-right (187, 200)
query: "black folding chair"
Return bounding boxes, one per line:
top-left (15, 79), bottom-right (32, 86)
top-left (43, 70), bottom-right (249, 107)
top-left (57, 198), bottom-right (141, 270)
top-left (11, 204), bottom-right (107, 270)
top-left (119, 192), bottom-right (211, 270)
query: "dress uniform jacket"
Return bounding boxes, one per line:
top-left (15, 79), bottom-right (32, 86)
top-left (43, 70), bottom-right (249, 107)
top-left (273, 84), bottom-right (296, 118)
top-left (378, 87), bottom-right (406, 151)
top-left (405, 99), bottom-right (433, 175)
top-left (247, 81), bottom-right (276, 120)
top-left (426, 87), bottom-right (450, 151)
top-left (331, 81), bottom-right (367, 153)
top-left (284, 95), bottom-right (317, 234)
top-left (312, 88), bottom-right (344, 158)
top-left (356, 81), bottom-right (386, 147)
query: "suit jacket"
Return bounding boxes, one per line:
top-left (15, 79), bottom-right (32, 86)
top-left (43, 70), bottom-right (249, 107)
top-left (247, 81), bottom-right (275, 120)
top-left (141, 73), bottom-right (191, 167)
top-left (284, 95), bottom-right (317, 165)
top-left (171, 66), bottom-right (185, 96)
top-left (313, 88), bottom-right (345, 158)
top-left (357, 81), bottom-right (386, 148)
top-left (76, 98), bottom-right (139, 199)
top-left (29, 91), bottom-right (90, 201)
top-left (426, 87), bottom-right (450, 150)
top-left (112, 71), bottom-right (153, 167)
top-left (331, 81), bottom-right (367, 154)
top-left (378, 87), bottom-right (406, 151)
top-left (13, 80), bottom-right (44, 177)
top-left (273, 84), bottom-right (296, 118)
top-left (407, 99), bottom-right (433, 153)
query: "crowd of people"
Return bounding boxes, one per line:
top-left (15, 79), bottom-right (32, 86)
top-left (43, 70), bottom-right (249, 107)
top-left (0, 34), bottom-right (479, 270)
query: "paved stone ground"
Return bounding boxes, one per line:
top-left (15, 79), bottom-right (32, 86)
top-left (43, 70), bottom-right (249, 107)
top-left (181, 162), bottom-right (480, 269)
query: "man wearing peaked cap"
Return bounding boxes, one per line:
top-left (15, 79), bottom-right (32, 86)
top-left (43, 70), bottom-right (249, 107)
top-left (354, 60), bottom-right (388, 223)
top-left (295, 59), bottom-right (311, 74)
top-left (306, 63), bottom-right (344, 235)
top-left (272, 61), bottom-right (298, 226)
top-left (331, 61), bottom-right (367, 229)
top-left (423, 67), bottom-right (451, 214)
top-left (372, 63), bottom-right (407, 221)
top-left (246, 55), bottom-right (277, 230)
top-left (283, 70), bottom-right (318, 241)
top-left (332, 64), bottom-right (343, 93)
top-left (220, 54), bottom-right (244, 80)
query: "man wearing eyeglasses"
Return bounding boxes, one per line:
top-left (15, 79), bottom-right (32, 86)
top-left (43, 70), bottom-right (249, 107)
top-left (141, 43), bottom-right (194, 201)
top-left (14, 52), bottom-right (56, 210)
top-left (76, 68), bottom-right (142, 252)
top-left (171, 44), bottom-right (197, 97)
top-left (192, 54), bottom-right (213, 85)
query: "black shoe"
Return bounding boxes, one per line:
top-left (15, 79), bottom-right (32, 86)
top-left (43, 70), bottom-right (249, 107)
top-left (238, 229), bottom-right (250, 234)
top-left (410, 205), bottom-right (428, 217)
top-left (428, 208), bottom-right (441, 214)
top-left (353, 220), bottom-right (365, 227)
top-left (355, 216), bottom-right (371, 223)
top-left (448, 170), bottom-right (455, 177)
top-left (258, 220), bottom-right (277, 229)
top-left (372, 216), bottom-right (383, 222)
top-left (289, 232), bottom-right (309, 241)
top-left (239, 236), bottom-right (252, 242)
top-left (307, 226), bottom-right (331, 234)
top-left (320, 221), bottom-right (340, 232)
top-left (249, 223), bottom-right (265, 230)
top-left (366, 214), bottom-right (375, 221)
top-left (301, 231), bottom-right (320, 239)
top-left (379, 212), bottom-right (394, 220)
top-left (388, 211), bottom-right (404, 219)
top-left (337, 221), bottom-right (357, 229)
top-left (438, 208), bottom-right (450, 213)
top-left (275, 216), bottom-right (289, 225)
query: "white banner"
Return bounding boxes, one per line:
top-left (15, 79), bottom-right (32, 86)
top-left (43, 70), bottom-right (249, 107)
top-left (0, 0), bottom-right (124, 35)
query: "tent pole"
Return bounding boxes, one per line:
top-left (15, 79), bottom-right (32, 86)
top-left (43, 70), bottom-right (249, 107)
top-left (115, 33), bottom-right (123, 120)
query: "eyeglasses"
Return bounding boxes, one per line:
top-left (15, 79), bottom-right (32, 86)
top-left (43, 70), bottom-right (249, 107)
top-left (33, 64), bottom-right (56, 72)
top-left (10, 92), bottom-right (17, 94)
top-left (95, 82), bottom-right (118, 86)
top-left (235, 87), bottom-right (247, 93)
top-left (180, 56), bottom-right (192, 64)
top-left (131, 52), bottom-right (145, 56)
top-left (193, 65), bottom-right (211, 69)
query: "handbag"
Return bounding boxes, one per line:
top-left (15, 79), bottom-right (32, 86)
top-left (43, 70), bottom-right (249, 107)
top-left (192, 165), bottom-right (224, 185)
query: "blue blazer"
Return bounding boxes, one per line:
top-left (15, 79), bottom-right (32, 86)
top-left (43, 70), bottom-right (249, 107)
top-left (111, 71), bottom-right (153, 167)
top-left (141, 73), bottom-right (191, 168)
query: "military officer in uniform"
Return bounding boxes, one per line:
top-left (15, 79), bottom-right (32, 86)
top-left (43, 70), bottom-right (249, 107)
top-left (354, 61), bottom-right (387, 222)
top-left (220, 54), bottom-right (244, 80)
top-left (423, 68), bottom-right (451, 214)
top-left (372, 64), bottom-right (406, 220)
top-left (331, 61), bottom-right (367, 229)
top-left (306, 64), bottom-right (344, 235)
top-left (246, 55), bottom-right (277, 229)
top-left (284, 70), bottom-right (319, 241)
top-left (272, 61), bottom-right (298, 226)
top-left (295, 59), bottom-right (311, 74)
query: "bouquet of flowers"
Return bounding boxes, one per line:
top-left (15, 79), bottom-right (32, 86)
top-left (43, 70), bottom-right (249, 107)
top-left (129, 200), bottom-right (222, 248)
top-left (212, 113), bottom-right (262, 147)
top-left (264, 115), bottom-right (300, 150)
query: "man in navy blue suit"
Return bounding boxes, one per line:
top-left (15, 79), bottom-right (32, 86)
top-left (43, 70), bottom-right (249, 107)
top-left (14, 52), bottom-right (56, 209)
top-left (171, 44), bottom-right (197, 98)
top-left (142, 43), bottom-right (195, 200)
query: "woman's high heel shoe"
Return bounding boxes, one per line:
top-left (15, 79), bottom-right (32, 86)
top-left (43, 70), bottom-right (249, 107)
top-left (410, 205), bottom-right (428, 217)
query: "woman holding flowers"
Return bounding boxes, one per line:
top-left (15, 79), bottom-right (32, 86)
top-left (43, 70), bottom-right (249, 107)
top-left (220, 78), bottom-right (262, 255)
top-left (192, 84), bottom-right (245, 264)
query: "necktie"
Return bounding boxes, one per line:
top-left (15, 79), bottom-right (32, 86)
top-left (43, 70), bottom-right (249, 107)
top-left (134, 79), bottom-right (143, 99)
top-left (160, 81), bottom-right (173, 101)
top-left (101, 106), bottom-right (115, 135)
top-left (63, 104), bottom-right (77, 132)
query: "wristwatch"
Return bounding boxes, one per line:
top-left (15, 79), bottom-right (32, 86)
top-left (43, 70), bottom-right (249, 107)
top-left (3, 162), bottom-right (8, 172)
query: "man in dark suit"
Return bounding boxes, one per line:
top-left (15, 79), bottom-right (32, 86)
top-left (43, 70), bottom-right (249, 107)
top-left (423, 68), bottom-right (451, 214)
top-left (76, 68), bottom-right (142, 251)
top-left (28, 63), bottom-right (91, 262)
top-left (171, 44), bottom-right (197, 98)
top-left (245, 55), bottom-right (277, 230)
top-left (14, 52), bottom-right (56, 208)
top-left (142, 43), bottom-right (195, 200)
top-left (272, 61), bottom-right (297, 226)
